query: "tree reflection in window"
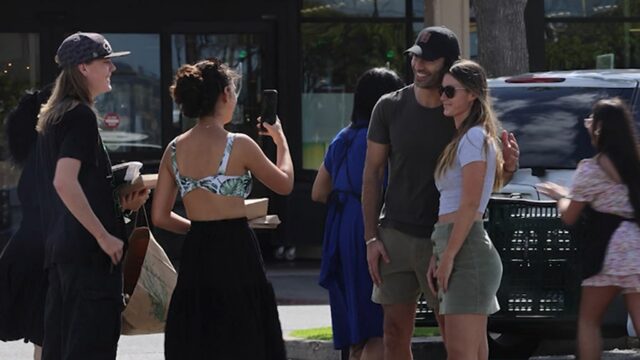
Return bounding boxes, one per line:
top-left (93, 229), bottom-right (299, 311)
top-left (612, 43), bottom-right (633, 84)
top-left (171, 34), bottom-right (262, 137)
top-left (301, 23), bottom-right (405, 169)
top-left (301, 0), bottom-right (405, 18)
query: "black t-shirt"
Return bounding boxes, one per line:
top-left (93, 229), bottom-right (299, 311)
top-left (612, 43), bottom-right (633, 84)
top-left (36, 103), bottom-right (125, 267)
top-left (367, 85), bottom-right (456, 237)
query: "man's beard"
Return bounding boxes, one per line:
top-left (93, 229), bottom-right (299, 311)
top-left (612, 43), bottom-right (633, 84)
top-left (414, 68), bottom-right (445, 89)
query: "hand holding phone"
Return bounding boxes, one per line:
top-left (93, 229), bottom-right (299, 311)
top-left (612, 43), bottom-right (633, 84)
top-left (260, 89), bottom-right (278, 127)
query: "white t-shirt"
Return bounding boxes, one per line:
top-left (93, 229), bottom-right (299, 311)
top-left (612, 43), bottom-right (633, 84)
top-left (435, 126), bottom-right (497, 216)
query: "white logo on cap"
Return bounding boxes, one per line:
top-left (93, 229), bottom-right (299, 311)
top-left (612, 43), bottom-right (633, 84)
top-left (103, 41), bottom-right (112, 54)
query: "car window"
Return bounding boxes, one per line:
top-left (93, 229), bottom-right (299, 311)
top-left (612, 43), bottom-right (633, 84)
top-left (490, 87), bottom-right (634, 169)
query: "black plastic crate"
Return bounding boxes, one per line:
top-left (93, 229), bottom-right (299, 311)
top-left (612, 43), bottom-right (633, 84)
top-left (487, 198), bottom-right (578, 263)
top-left (415, 198), bottom-right (584, 326)
top-left (497, 259), bottom-right (580, 316)
top-left (415, 294), bottom-right (436, 326)
top-left (488, 198), bottom-right (582, 317)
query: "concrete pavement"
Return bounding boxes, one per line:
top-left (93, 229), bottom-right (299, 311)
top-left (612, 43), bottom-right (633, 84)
top-left (2, 260), bottom-right (640, 359)
top-left (0, 260), bottom-right (334, 360)
top-left (0, 305), bottom-right (334, 360)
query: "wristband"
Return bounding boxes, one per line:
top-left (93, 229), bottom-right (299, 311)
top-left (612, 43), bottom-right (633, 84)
top-left (365, 237), bottom-right (378, 246)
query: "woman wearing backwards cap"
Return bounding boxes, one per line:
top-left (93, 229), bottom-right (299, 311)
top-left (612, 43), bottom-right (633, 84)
top-left (35, 32), bottom-right (148, 360)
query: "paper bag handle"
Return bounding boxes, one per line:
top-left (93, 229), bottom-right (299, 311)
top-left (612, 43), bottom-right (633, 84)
top-left (133, 206), bottom-right (150, 228)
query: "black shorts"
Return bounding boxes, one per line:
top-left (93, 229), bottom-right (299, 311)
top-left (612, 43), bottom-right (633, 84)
top-left (42, 258), bottom-right (124, 360)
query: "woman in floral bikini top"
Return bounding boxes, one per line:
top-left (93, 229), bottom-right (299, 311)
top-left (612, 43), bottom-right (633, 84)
top-left (151, 58), bottom-right (293, 359)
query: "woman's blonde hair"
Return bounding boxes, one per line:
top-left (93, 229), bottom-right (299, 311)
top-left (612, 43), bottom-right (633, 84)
top-left (36, 67), bottom-right (93, 133)
top-left (435, 59), bottom-right (504, 191)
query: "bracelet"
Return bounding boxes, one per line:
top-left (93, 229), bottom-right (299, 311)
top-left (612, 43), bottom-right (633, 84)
top-left (365, 237), bottom-right (378, 246)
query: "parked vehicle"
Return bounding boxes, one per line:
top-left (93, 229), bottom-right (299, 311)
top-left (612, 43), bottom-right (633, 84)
top-left (417, 69), bottom-right (640, 359)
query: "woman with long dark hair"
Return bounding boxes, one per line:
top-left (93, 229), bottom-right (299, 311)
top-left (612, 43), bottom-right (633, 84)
top-left (312, 67), bottom-right (404, 360)
top-left (152, 58), bottom-right (293, 359)
top-left (538, 98), bottom-right (640, 360)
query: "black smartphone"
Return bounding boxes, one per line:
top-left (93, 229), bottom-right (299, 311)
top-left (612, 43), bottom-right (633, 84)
top-left (260, 89), bottom-right (278, 126)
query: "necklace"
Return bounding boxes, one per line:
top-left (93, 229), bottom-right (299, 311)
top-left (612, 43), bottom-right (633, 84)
top-left (198, 120), bottom-right (217, 129)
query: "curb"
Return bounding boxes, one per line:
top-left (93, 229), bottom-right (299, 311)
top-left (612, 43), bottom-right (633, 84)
top-left (284, 336), bottom-right (640, 360)
top-left (277, 299), bottom-right (329, 305)
top-left (531, 349), bottom-right (640, 359)
top-left (284, 336), bottom-right (445, 360)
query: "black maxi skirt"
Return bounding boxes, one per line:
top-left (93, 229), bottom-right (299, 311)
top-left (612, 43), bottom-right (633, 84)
top-left (0, 224), bottom-right (46, 346)
top-left (164, 218), bottom-right (286, 360)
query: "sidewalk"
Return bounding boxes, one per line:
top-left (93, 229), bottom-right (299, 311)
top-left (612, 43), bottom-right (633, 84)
top-left (2, 260), bottom-right (640, 359)
top-left (0, 260), bottom-right (332, 360)
top-left (0, 305), bottom-right (335, 360)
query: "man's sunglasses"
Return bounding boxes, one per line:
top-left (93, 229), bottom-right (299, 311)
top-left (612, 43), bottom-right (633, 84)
top-left (439, 85), bottom-right (467, 99)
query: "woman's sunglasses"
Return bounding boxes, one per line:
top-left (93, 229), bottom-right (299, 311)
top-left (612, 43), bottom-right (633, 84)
top-left (439, 85), bottom-right (467, 99)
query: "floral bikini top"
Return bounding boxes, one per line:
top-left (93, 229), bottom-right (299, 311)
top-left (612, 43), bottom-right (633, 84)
top-left (170, 133), bottom-right (252, 198)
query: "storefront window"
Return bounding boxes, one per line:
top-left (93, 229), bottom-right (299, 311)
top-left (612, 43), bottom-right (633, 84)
top-left (95, 33), bottom-right (162, 153)
top-left (301, 23), bottom-right (405, 169)
top-left (0, 33), bottom-right (39, 188)
top-left (171, 34), bottom-right (263, 135)
top-left (545, 21), bottom-right (640, 69)
top-left (413, 0), bottom-right (425, 18)
top-left (545, 0), bottom-right (640, 18)
top-left (470, 21), bottom-right (478, 60)
top-left (302, 0), bottom-right (406, 17)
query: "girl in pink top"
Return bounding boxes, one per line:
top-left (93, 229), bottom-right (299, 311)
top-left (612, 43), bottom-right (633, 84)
top-left (538, 98), bottom-right (640, 360)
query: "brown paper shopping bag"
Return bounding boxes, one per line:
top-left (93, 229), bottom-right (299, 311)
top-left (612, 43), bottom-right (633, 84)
top-left (121, 208), bottom-right (177, 335)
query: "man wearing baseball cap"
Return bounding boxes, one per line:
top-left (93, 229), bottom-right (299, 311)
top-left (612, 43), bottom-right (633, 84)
top-left (363, 26), bottom-right (519, 359)
top-left (35, 32), bottom-right (148, 360)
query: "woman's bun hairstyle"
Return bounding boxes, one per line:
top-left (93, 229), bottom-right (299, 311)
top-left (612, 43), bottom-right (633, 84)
top-left (170, 58), bottom-right (238, 118)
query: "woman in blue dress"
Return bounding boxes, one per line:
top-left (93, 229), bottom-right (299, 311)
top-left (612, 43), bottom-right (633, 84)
top-left (312, 67), bottom-right (404, 360)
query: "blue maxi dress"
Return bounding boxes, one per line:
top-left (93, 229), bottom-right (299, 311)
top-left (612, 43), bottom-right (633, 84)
top-left (318, 121), bottom-right (383, 350)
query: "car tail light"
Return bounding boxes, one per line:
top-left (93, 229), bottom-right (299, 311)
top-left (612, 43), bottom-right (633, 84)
top-left (505, 75), bottom-right (566, 83)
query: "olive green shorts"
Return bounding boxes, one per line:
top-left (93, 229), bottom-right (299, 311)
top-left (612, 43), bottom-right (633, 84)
top-left (432, 221), bottom-right (502, 315)
top-left (371, 226), bottom-right (438, 309)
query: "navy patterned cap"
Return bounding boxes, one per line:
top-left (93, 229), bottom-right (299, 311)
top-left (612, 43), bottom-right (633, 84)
top-left (55, 32), bottom-right (130, 68)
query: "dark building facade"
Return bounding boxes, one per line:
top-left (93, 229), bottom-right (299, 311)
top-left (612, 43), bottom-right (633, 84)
top-left (1, 0), bottom-right (640, 259)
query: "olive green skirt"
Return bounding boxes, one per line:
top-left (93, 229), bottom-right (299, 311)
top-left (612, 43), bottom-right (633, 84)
top-left (431, 221), bottom-right (502, 315)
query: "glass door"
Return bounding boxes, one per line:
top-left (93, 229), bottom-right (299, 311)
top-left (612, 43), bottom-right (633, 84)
top-left (95, 33), bottom-right (162, 155)
top-left (170, 31), bottom-right (270, 140)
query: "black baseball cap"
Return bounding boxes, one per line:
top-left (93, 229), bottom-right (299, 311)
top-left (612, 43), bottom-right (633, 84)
top-left (55, 32), bottom-right (130, 68)
top-left (405, 26), bottom-right (460, 62)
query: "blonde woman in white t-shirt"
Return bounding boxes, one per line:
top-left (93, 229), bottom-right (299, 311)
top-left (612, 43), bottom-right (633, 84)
top-left (427, 59), bottom-right (505, 360)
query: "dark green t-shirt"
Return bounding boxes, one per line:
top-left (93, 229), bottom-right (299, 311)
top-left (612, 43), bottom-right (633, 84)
top-left (367, 85), bottom-right (455, 237)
